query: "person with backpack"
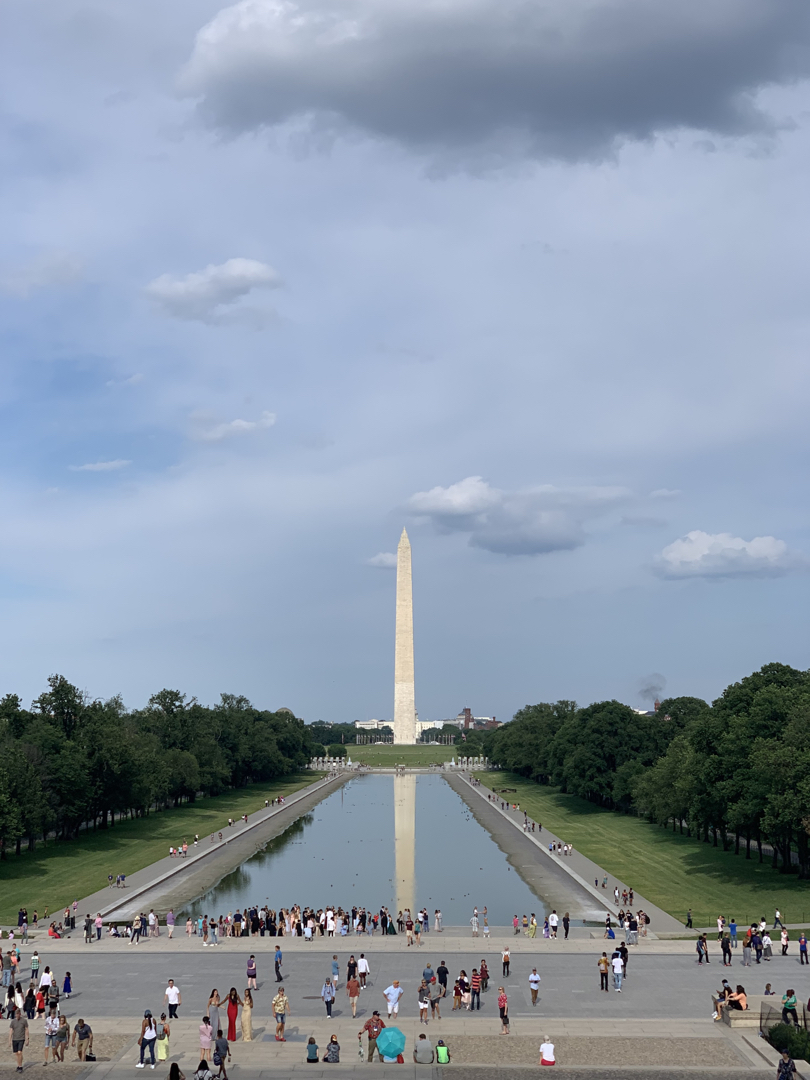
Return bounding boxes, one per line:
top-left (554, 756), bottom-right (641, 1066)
top-left (213, 1029), bottom-right (230, 1079)
top-left (156, 1014), bottom-right (170, 1062)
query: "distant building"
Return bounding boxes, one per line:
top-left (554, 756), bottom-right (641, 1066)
top-left (435, 707), bottom-right (501, 731)
top-left (354, 719), bottom-right (389, 731)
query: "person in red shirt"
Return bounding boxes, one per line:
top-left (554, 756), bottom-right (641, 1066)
top-left (358, 1012), bottom-right (385, 1062)
top-left (498, 989), bottom-right (509, 1034)
top-left (470, 970), bottom-right (482, 1011)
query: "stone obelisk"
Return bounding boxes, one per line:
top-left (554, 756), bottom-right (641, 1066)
top-left (393, 527), bottom-right (416, 745)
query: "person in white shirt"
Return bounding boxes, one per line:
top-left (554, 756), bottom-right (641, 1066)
top-left (357, 956), bottom-right (370, 989)
top-left (383, 981), bottom-right (404, 1018)
top-left (548, 912), bottom-right (559, 939)
top-left (163, 980), bottom-right (182, 1018)
top-left (44, 1010), bottom-right (60, 1064)
top-left (529, 969), bottom-right (541, 1006)
top-left (539, 1038), bottom-right (555, 1066)
top-left (611, 954), bottom-right (624, 992)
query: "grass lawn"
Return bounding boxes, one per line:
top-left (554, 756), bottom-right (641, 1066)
top-left (475, 772), bottom-right (810, 929)
top-left (0, 774), bottom-right (319, 925)
top-left (350, 744), bottom-right (456, 766)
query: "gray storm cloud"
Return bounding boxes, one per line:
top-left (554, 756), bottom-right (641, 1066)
top-left (181, 0), bottom-right (810, 162)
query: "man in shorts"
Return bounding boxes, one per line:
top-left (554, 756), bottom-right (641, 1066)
top-left (44, 1008), bottom-right (60, 1064)
top-left (346, 974), bottom-right (361, 1018)
top-left (8, 1008), bottom-right (29, 1072)
top-left (272, 987), bottom-right (290, 1041)
top-left (383, 981), bottom-right (404, 1019)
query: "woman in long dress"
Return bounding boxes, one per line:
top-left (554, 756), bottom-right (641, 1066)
top-left (207, 990), bottom-right (221, 1039)
top-left (226, 987), bottom-right (242, 1042)
top-left (240, 989), bottom-right (253, 1042)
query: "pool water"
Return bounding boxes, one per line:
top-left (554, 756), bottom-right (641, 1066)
top-left (182, 772), bottom-right (552, 926)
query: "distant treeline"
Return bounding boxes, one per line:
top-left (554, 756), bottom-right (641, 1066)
top-left (484, 663), bottom-right (810, 878)
top-left (0, 675), bottom-right (323, 855)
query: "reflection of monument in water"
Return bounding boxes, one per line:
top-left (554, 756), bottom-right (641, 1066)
top-left (393, 772), bottom-right (416, 915)
top-left (393, 528), bottom-right (417, 745)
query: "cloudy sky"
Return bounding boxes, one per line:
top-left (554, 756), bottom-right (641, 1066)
top-left (2, 0), bottom-right (809, 723)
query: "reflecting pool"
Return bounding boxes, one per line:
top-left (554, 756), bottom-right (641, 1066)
top-left (182, 772), bottom-right (551, 926)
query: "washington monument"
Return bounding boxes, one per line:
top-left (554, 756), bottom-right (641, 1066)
top-left (393, 527), bottom-right (416, 745)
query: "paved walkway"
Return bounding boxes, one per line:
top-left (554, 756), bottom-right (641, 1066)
top-left (451, 773), bottom-right (685, 933)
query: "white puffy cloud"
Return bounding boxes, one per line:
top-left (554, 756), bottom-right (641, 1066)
top-left (656, 530), bottom-right (804, 579)
top-left (366, 551), bottom-right (397, 569)
top-left (189, 410), bottom-right (277, 442)
top-left (145, 258), bottom-right (280, 322)
top-left (406, 476), bottom-right (630, 555)
top-left (0, 251), bottom-right (82, 297)
top-left (650, 488), bottom-right (681, 499)
top-left (180, 0), bottom-right (810, 163)
top-left (69, 460), bottom-right (131, 472)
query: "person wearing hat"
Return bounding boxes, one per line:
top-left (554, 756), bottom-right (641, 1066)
top-left (436, 1040), bottom-right (451, 1065)
top-left (358, 1011), bottom-right (386, 1062)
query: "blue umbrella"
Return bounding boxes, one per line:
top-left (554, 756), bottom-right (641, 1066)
top-left (376, 1027), bottom-right (406, 1058)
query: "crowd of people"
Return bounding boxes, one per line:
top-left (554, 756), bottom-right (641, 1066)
top-left (178, 904), bottom-right (445, 942)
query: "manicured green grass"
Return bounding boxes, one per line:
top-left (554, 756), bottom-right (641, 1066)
top-left (475, 772), bottom-right (810, 929)
top-left (0, 774), bottom-right (319, 925)
top-left (350, 744), bottom-right (456, 766)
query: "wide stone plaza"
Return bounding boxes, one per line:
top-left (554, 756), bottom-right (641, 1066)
top-left (1, 769), bottom-right (795, 1080)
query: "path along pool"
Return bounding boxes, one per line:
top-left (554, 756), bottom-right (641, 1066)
top-left (182, 772), bottom-right (587, 926)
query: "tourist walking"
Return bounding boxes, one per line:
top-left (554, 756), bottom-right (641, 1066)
top-left (44, 1008), bottom-right (59, 1064)
top-left (321, 978), bottom-right (336, 1018)
top-left (72, 1019), bottom-right (93, 1062)
top-left (418, 980), bottom-right (430, 1023)
top-left (437, 960), bottom-right (449, 996)
top-left (777, 1050), bottom-right (797, 1080)
top-left (8, 1007), bottom-right (29, 1072)
top-left (272, 987), bottom-right (290, 1042)
top-left (247, 956), bottom-right (257, 990)
top-left (598, 953), bottom-right (609, 992)
top-left (498, 988), bottom-right (509, 1034)
top-left (781, 930), bottom-right (790, 956)
top-left (529, 968), bottom-right (540, 1006)
top-left (226, 989), bottom-right (241, 1042)
top-left (241, 990), bottom-right (253, 1042)
top-left (358, 1011), bottom-right (385, 1062)
top-left (721, 935), bottom-right (732, 966)
top-left (346, 974), bottom-right (360, 1017)
top-left (502, 947), bottom-right (510, 978)
top-left (274, 946), bottom-right (283, 982)
top-left (383, 980), bottom-right (403, 1018)
top-left (167, 911), bottom-right (175, 939)
top-left (358, 954), bottom-right (370, 988)
top-left (164, 980), bottom-right (182, 1018)
top-left (213, 1029), bottom-right (230, 1079)
top-left (799, 934), bottom-right (808, 964)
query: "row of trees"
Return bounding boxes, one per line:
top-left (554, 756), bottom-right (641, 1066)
top-left (0, 675), bottom-right (322, 857)
top-left (484, 663), bottom-right (810, 878)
